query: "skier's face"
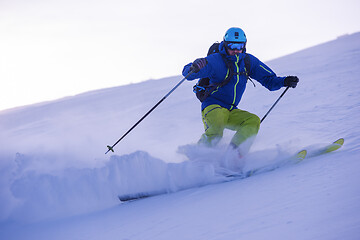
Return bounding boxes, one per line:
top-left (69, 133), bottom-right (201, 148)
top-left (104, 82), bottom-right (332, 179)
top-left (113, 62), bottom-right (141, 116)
top-left (225, 42), bottom-right (245, 56)
top-left (227, 48), bottom-right (243, 56)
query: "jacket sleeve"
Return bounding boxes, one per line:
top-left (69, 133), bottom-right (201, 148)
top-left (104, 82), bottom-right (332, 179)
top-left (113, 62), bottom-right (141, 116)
top-left (182, 58), bottom-right (215, 81)
top-left (248, 54), bottom-right (285, 91)
top-left (182, 63), bottom-right (196, 80)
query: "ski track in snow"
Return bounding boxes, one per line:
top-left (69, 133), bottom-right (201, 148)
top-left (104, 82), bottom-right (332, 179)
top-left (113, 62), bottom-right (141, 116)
top-left (0, 33), bottom-right (360, 240)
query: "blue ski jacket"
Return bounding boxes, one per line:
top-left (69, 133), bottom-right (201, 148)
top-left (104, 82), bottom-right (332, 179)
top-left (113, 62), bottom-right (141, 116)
top-left (182, 42), bottom-right (286, 110)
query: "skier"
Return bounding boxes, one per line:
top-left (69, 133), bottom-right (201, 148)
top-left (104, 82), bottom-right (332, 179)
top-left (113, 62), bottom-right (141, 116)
top-left (182, 27), bottom-right (299, 157)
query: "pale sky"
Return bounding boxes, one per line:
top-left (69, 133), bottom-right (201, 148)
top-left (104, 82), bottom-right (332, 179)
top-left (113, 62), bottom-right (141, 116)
top-left (1, 0), bottom-right (359, 111)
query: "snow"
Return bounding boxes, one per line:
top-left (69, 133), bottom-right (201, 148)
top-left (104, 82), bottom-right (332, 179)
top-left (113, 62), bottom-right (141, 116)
top-left (1, 32), bottom-right (360, 240)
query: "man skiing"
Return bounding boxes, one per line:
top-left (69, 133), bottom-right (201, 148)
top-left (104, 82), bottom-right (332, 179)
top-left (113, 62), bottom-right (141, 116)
top-left (182, 27), bottom-right (299, 157)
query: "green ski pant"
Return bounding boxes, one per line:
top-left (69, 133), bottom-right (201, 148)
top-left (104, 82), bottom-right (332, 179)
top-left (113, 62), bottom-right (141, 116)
top-left (199, 104), bottom-right (260, 147)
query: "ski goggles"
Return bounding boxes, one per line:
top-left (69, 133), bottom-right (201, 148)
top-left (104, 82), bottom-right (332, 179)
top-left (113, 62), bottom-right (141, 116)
top-left (225, 42), bottom-right (245, 51)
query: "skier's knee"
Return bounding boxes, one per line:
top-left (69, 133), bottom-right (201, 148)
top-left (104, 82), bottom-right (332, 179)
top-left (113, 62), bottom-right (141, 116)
top-left (250, 114), bottom-right (260, 132)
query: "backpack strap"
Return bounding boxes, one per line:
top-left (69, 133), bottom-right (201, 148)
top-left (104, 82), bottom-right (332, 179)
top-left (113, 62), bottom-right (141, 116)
top-left (244, 54), bottom-right (256, 87)
top-left (198, 53), bottom-right (253, 93)
top-left (220, 53), bottom-right (253, 87)
top-left (244, 53), bottom-right (250, 75)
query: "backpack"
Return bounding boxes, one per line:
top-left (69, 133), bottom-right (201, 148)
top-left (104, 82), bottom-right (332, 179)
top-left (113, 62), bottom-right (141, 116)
top-left (193, 42), bottom-right (252, 102)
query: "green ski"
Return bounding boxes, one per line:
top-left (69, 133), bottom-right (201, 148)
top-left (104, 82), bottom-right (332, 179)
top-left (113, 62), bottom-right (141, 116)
top-left (242, 138), bottom-right (344, 178)
top-left (299, 138), bottom-right (344, 160)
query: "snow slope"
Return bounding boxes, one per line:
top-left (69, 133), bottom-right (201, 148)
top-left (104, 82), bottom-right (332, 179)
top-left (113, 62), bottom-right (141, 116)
top-left (0, 32), bottom-right (360, 240)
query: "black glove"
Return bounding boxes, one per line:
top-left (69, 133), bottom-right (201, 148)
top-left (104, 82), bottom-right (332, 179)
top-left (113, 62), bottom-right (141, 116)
top-left (190, 58), bottom-right (208, 73)
top-left (284, 76), bottom-right (299, 88)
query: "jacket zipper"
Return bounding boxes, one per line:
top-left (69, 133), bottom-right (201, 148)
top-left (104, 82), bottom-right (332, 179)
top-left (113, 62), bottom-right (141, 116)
top-left (230, 55), bottom-right (240, 110)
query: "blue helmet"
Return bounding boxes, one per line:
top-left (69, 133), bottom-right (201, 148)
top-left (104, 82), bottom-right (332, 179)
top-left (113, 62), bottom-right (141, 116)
top-left (223, 27), bottom-right (247, 43)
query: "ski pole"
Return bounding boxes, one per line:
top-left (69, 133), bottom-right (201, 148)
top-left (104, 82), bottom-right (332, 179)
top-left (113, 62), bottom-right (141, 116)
top-left (260, 86), bottom-right (290, 123)
top-left (105, 70), bottom-right (195, 154)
